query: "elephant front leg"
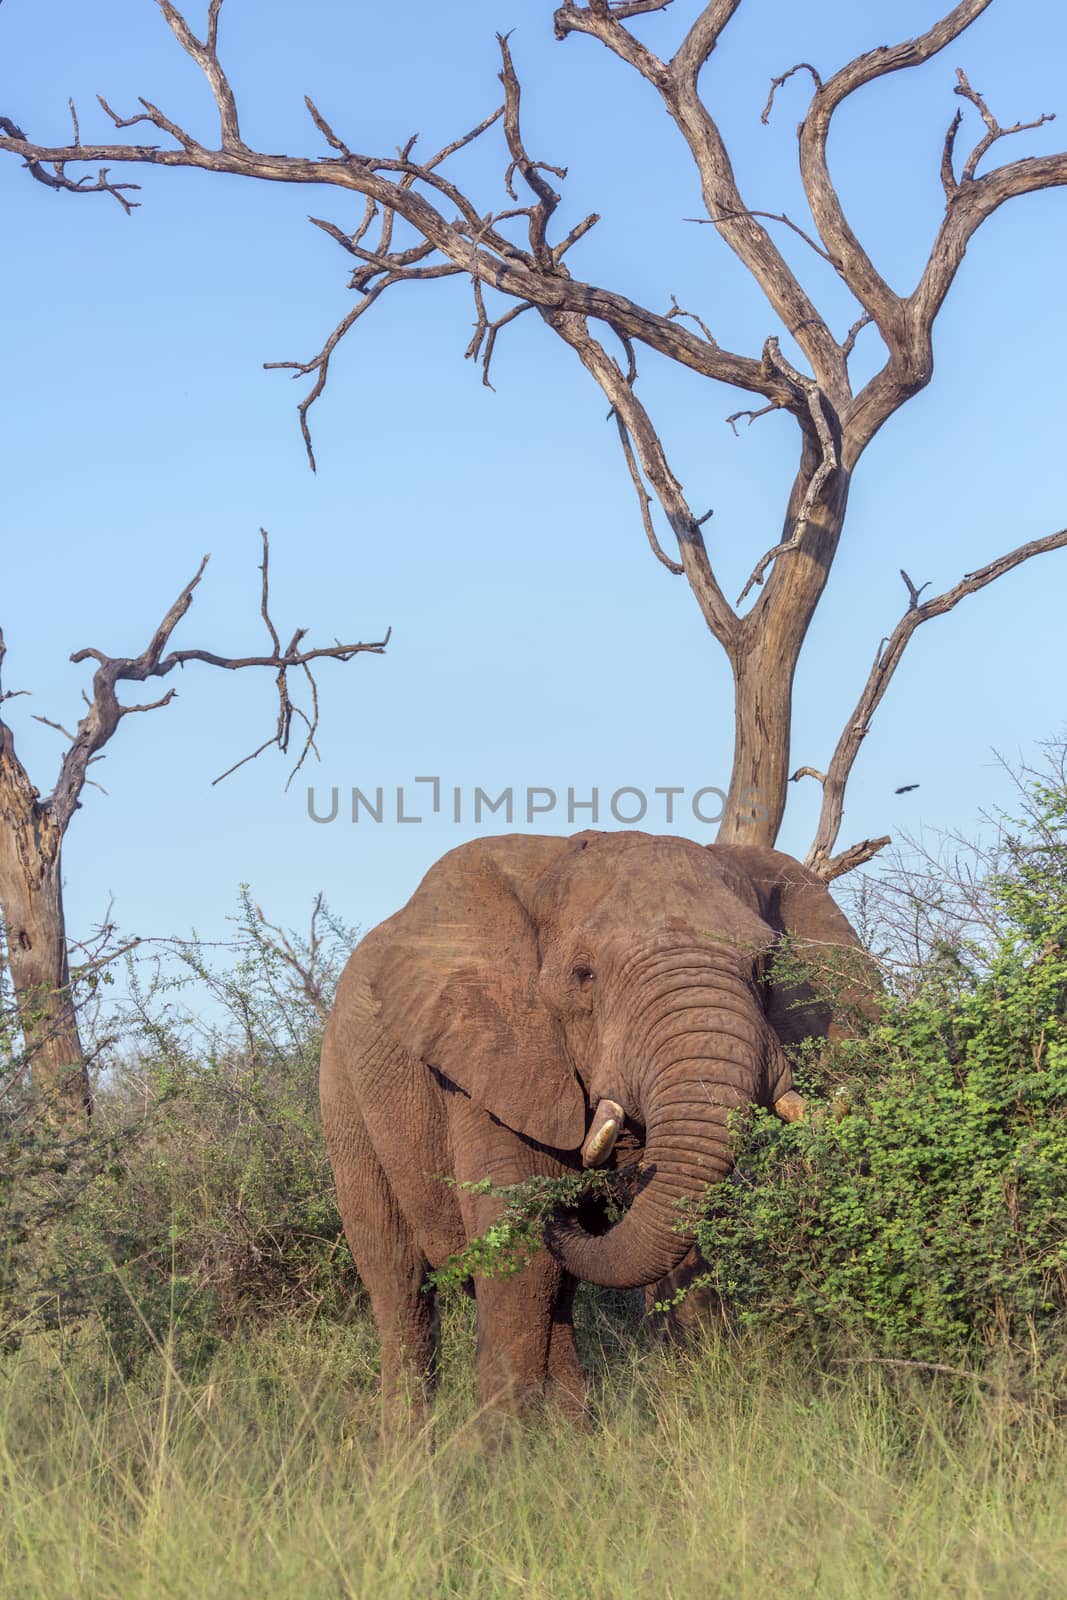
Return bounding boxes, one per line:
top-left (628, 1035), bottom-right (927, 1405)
top-left (471, 1254), bottom-right (571, 1421)
top-left (477, 1271), bottom-right (589, 1425)
top-left (451, 1103), bottom-right (578, 1421)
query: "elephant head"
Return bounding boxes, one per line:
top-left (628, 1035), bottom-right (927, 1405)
top-left (369, 829), bottom-right (875, 1291)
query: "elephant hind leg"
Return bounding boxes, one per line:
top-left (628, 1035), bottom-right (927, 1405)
top-left (359, 1223), bottom-right (438, 1430)
top-left (323, 1094), bottom-right (437, 1430)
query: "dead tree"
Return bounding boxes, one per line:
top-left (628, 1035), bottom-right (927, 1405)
top-left (0, 532), bottom-right (388, 1118)
top-left (1, 0), bottom-right (1065, 877)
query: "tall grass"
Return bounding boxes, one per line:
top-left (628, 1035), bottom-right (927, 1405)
top-left (2, 1298), bottom-right (1064, 1600)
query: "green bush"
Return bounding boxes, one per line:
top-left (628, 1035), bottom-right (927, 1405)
top-left (0, 893), bottom-right (360, 1376)
top-left (695, 776), bottom-right (1067, 1360)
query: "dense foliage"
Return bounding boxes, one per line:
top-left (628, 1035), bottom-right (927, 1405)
top-left (0, 894), bottom-right (357, 1374)
top-left (694, 777), bottom-right (1067, 1359)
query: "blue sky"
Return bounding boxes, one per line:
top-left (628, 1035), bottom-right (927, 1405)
top-left (1, 0), bottom-right (1064, 952)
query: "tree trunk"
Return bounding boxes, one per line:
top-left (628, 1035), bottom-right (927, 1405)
top-left (717, 463), bottom-right (852, 848)
top-left (717, 634), bottom-right (798, 847)
top-left (0, 768), bottom-right (89, 1117)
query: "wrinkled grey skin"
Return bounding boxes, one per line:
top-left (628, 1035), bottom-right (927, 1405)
top-left (320, 830), bottom-right (874, 1422)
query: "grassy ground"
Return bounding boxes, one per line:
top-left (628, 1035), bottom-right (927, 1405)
top-left (1, 1295), bottom-right (1065, 1600)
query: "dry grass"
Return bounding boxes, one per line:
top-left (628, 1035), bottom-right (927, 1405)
top-left (1, 1295), bottom-right (1065, 1599)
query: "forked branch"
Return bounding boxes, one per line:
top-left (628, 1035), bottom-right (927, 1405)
top-left (33, 530), bottom-right (389, 827)
top-left (806, 525), bottom-right (1067, 880)
top-left (951, 67), bottom-right (1055, 184)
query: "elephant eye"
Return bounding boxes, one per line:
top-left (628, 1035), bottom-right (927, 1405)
top-left (573, 964), bottom-right (595, 986)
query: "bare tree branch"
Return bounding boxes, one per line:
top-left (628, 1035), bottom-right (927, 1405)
top-left (612, 412), bottom-right (685, 574)
top-left (265, 272), bottom-right (429, 469)
top-left (899, 568), bottom-right (931, 610)
top-left (687, 207), bottom-right (837, 266)
top-left (157, 0), bottom-right (242, 149)
top-left (546, 309), bottom-right (739, 649)
top-left (761, 62), bottom-right (822, 126)
top-left (665, 294), bottom-right (717, 345)
top-left (827, 5), bottom-right (1063, 459)
top-left (799, 0), bottom-right (994, 344)
top-left (670, 1), bottom-right (745, 86)
top-left (0, 114), bottom-right (141, 212)
top-left (42, 531), bottom-right (388, 824)
top-left (465, 298), bottom-right (536, 390)
top-left (498, 32), bottom-right (565, 269)
top-left (806, 524), bottom-right (1067, 880)
top-left (555, 0), bottom-right (845, 397)
top-left (820, 835), bottom-right (893, 881)
top-left (941, 108), bottom-right (965, 200)
top-left (840, 312), bottom-right (873, 361)
top-left (736, 338), bottom-right (839, 605)
top-left (554, 0), bottom-right (673, 81)
top-left (725, 404), bottom-right (778, 435)
top-left (921, 147), bottom-right (1067, 304)
top-left (32, 715), bottom-right (78, 742)
top-left (953, 67), bottom-right (1055, 182)
top-left (0, 131), bottom-right (778, 408)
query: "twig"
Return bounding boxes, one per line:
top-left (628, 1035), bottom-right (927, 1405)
top-left (612, 414), bottom-right (685, 574)
top-left (940, 108), bottom-right (964, 199)
top-left (553, 212), bottom-right (600, 262)
top-left (265, 275), bottom-right (416, 470)
top-left (465, 298), bottom-right (535, 389)
top-left (761, 61), bottom-right (823, 125)
top-left (725, 403), bottom-right (778, 436)
top-left (688, 207), bottom-right (837, 266)
top-left (830, 1356), bottom-right (990, 1384)
top-left (304, 96), bottom-right (356, 160)
top-left (0, 115), bottom-right (141, 212)
top-left (253, 893), bottom-right (331, 1020)
top-left (953, 67), bottom-right (1055, 183)
top-left (899, 568), bottom-right (931, 610)
top-left (841, 312), bottom-right (872, 360)
top-left (666, 294), bottom-right (717, 345)
top-left (32, 715), bottom-right (78, 742)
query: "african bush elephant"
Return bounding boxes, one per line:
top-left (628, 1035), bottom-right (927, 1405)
top-left (320, 829), bottom-right (875, 1425)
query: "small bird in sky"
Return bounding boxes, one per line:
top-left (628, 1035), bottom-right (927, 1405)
top-left (894, 784), bottom-right (920, 794)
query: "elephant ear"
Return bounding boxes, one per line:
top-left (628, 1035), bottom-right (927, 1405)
top-left (368, 836), bottom-right (586, 1149)
top-left (708, 843), bottom-right (880, 1046)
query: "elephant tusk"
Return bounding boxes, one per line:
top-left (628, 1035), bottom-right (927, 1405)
top-left (773, 1090), bottom-right (806, 1123)
top-left (582, 1099), bottom-right (624, 1168)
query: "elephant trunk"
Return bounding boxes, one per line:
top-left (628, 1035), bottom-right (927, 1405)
top-left (548, 1065), bottom-right (736, 1288)
top-left (548, 961), bottom-right (794, 1290)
